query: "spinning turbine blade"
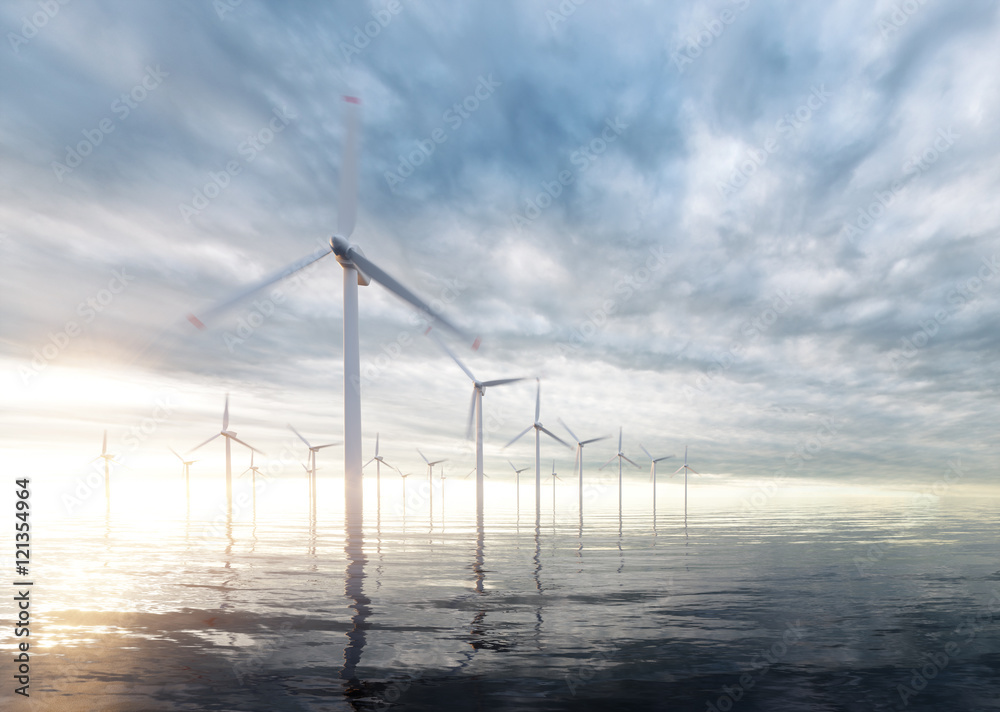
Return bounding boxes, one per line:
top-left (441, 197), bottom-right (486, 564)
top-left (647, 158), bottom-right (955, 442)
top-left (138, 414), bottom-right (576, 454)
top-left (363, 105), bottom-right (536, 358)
top-left (230, 435), bottom-right (265, 454)
top-left (466, 387), bottom-right (477, 440)
top-left (622, 455), bottom-right (641, 469)
top-left (222, 394), bottom-right (229, 430)
top-left (481, 377), bottom-right (524, 388)
top-left (534, 379), bottom-right (540, 423)
top-left (504, 425), bottom-right (534, 449)
top-left (288, 424), bottom-right (313, 449)
top-left (639, 443), bottom-right (653, 461)
top-left (558, 417), bottom-right (579, 444)
top-left (187, 247), bottom-right (332, 330)
top-left (189, 432), bottom-right (222, 453)
top-left (581, 435), bottom-right (609, 445)
top-left (338, 96), bottom-right (360, 238)
top-left (417, 449), bottom-right (430, 465)
top-left (538, 425), bottom-right (571, 449)
top-left (102, 430), bottom-right (108, 455)
top-left (169, 447), bottom-right (184, 463)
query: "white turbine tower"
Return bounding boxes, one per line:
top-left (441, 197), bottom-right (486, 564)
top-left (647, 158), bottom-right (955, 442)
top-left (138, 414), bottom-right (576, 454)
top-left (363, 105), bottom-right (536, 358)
top-left (169, 447), bottom-right (197, 511)
top-left (364, 433), bottom-right (396, 510)
top-left (92, 430), bottom-right (120, 514)
top-left (673, 445), bottom-right (700, 526)
top-left (399, 472), bottom-right (412, 516)
top-left (503, 379), bottom-right (571, 523)
top-left (417, 449), bottom-right (447, 521)
top-left (559, 419), bottom-right (609, 518)
top-left (428, 329), bottom-right (523, 522)
top-left (639, 444), bottom-right (673, 519)
top-left (600, 427), bottom-right (640, 516)
top-left (189, 395), bottom-right (263, 517)
top-left (289, 424), bottom-right (339, 519)
top-left (507, 460), bottom-right (529, 513)
top-left (549, 459), bottom-right (563, 515)
top-left (186, 96), bottom-right (468, 523)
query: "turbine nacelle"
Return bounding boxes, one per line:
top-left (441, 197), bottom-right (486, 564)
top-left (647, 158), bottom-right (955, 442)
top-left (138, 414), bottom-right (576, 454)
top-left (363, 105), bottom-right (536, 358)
top-left (331, 235), bottom-right (372, 286)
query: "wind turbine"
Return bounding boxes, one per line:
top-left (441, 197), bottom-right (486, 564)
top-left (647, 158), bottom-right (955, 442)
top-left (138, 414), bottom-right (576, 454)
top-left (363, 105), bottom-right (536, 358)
top-left (559, 418), bottom-right (609, 517)
top-left (240, 451), bottom-right (265, 517)
top-left (399, 472), bottom-right (412, 516)
top-left (188, 395), bottom-right (263, 517)
top-left (363, 433), bottom-right (396, 511)
top-left (600, 427), bottom-right (640, 516)
top-left (186, 97), bottom-right (468, 521)
top-left (169, 447), bottom-right (197, 511)
top-left (417, 449), bottom-right (447, 521)
top-left (288, 424), bottom-right (339, 519)
top-left (549, 460), bottom-right (563, 514)
top-left (427, 329), bottom-right (523, 522)
top-left (673, 446), bottom-right (700, 526)
top-left (503, 379), bottom-right (571, 523)
top-left (508, 460), bottom-right (529, 513)
top-left (92, 430), bottom-right (119, 514)
top-left (639, 444), bottom-right (673, 519)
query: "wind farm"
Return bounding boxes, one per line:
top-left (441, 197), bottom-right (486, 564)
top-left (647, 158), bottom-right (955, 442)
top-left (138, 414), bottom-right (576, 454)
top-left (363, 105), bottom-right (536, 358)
top-left (11, 2), bottom-right (1000, 710)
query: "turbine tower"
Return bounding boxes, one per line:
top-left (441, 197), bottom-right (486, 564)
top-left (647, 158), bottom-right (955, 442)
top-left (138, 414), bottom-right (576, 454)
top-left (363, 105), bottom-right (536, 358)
top-left (186, 97), bottom-right (468, 523)
top-left (91, 430), bottom-right (119, 515)
top-left (559, 419), bottom-right (608, 518)
top-left (673, 445), bottom-right (700, 526)
top-left (639, 444), bottom-right (673, 519)
top-left (507, 460), bottom-right (529, 513)
top-left (600, 427), bottom-right (639, 517)
top-left (428, 329), bottom-right (522, 523)
top-left (289, 424), bottom-right (339, 518)
top-left (504, 379), bottom-right (570, 523)
top-left (364, 433), bottom-right (396, 511)
top-left (417, 449), bottom-right (447, 522)
top-left (169, 447), bottom-right (197, 511)
top-left (188, 395), bottom-right (263, 517)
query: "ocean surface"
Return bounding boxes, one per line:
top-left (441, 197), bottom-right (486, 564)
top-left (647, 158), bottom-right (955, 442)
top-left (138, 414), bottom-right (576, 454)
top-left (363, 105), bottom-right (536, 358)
top-left (11, 483), bottom-right (1000, 711)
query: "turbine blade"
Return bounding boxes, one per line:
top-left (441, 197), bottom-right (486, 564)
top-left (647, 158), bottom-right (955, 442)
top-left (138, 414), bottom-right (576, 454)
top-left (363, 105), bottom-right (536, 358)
top-left (639, 443), bottom-right (653, 461)
top-left (688, 468), bottom-right (700, 475)
top-left (574, 446), bottom-right (580, 472)
top-left (537, 426), bottom-right (571, 448)
top-left (363, 458), bottom-right (375, 468)
top-left (344, 247), bottom-right (465, 337)
top-left (508, 459), bottom-right (518, 472)
top-left (188, 432), bottom-right (222, 453)
top-left (169, 447), bottom-right (184, 463)
top-left (655, 455), bottom-right (674, 462)
top-left (428, 327), bottom-right (477, 382)
top-left (417, 449), bottom-right (430, 465)
top-left (534, 378), bottom-right (540, 423)
top-left (314, 442), bottom-right (340, 450)
top-left (102, 430), bottom-right (108, 455)
top-left (558, 417), bottom-right (579, 444)
top-left (287, 424), bottom-right (312, 449)
top-left (599, 455), bottom-right (616, 470)
top-left (188, 247), bottom-right (332, 329)
top-left (672, 465), bottom-right (685, 474)
top-left (618, 426), bottom-right (622, 452)
top-left (230, 435), bottom-right (265, 455)
top-left (222, 394), bottom-right (229, 431)
top-left (622, 455), bottom-right (641, 469)
top-left (466, 387), bottom-right (477, 441)
top-left (374, 432), bottom-right (380, 457)
top-left (581, 435), bottom-right (610, 445)
top-left (503, 425), bottom-right (533, 449)
top-left (481, 377), bottom-right (524, 388)
top-left (338, 96), bottom-right (360, 238)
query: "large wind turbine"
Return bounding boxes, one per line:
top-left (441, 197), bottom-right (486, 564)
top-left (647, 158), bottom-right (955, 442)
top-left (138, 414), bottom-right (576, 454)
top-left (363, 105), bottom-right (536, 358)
top-left (600, 427), bottom-right (640, 516)
top-left (364, 433), bottom-right (396, 510)
top-left (503, 379), bottom-right (571, 522)
top-left (673, 446), bottom-right (700, 526)
top-left (639, 444), bottom-right (673, 519)
top-left (428, 330), bottom-right (523, 522)
top-left (507, 460), bottom-right (529, 513)
top-left (169, 447), bottom-right (197, 511)
top-left (188, 395), bottom-right (263, 517)
top-left (417, 449), bottom-right (447, 521)
top-left (289, 424), bottom-right (339, 517)
top-left (92, 430), bottom-right (119, 514)
top-left (186, 96), bottom-right (468, 521)
top-left (559, 419), bottom-right (608, 517)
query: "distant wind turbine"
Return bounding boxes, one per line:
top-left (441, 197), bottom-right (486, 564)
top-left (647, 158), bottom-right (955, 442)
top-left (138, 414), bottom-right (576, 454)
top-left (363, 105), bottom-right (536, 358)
top-left (92, 430), bottom-right (119, 514)
top-left (549, 460), bottom-right (563, 514)
top-left (188, 395), bottom-right (263, 517)
top-left (507, 460), bottom-right (529, 513)
top-left (673, 446), bottom-right (700, 526)
top-left (559, 418), bottom-right (609, 517)
top-left (289, 424), bottom-right (339, 519)
top-left (600, 427), bottom-right (640, 516)
top-left (239, 451), bottom-right (265, 517)
top-left (639, 444), bottom-right (673, 519)
top-left (417, 449), bottom-right (447, 521)
top-left (169, 447), bottom-right (197, 511)
top-left (399, 472), bottom-right (412, 516)
top-left (363, 433), bottom-right (396, 510)
top-left (428, 329), bottom-right (523, 522)
top-left (186, 97), bottom-right (470, 523)
top-left (504, 379), bottom-right (571, 522)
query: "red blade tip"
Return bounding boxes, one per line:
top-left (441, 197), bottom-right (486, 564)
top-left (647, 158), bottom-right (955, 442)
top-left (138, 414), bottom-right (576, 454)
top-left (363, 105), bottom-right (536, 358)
top-left (343, 95), bottom-right (361, 104)
top-left (471, 336), bottom-right (481, 351)
top-left (187, 314), bottom-right (206, 330)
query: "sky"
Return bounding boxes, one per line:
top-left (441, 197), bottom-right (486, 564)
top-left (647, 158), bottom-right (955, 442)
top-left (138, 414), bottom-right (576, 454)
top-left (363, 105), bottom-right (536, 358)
top-left (2, 0), bottom-right (999, 498)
